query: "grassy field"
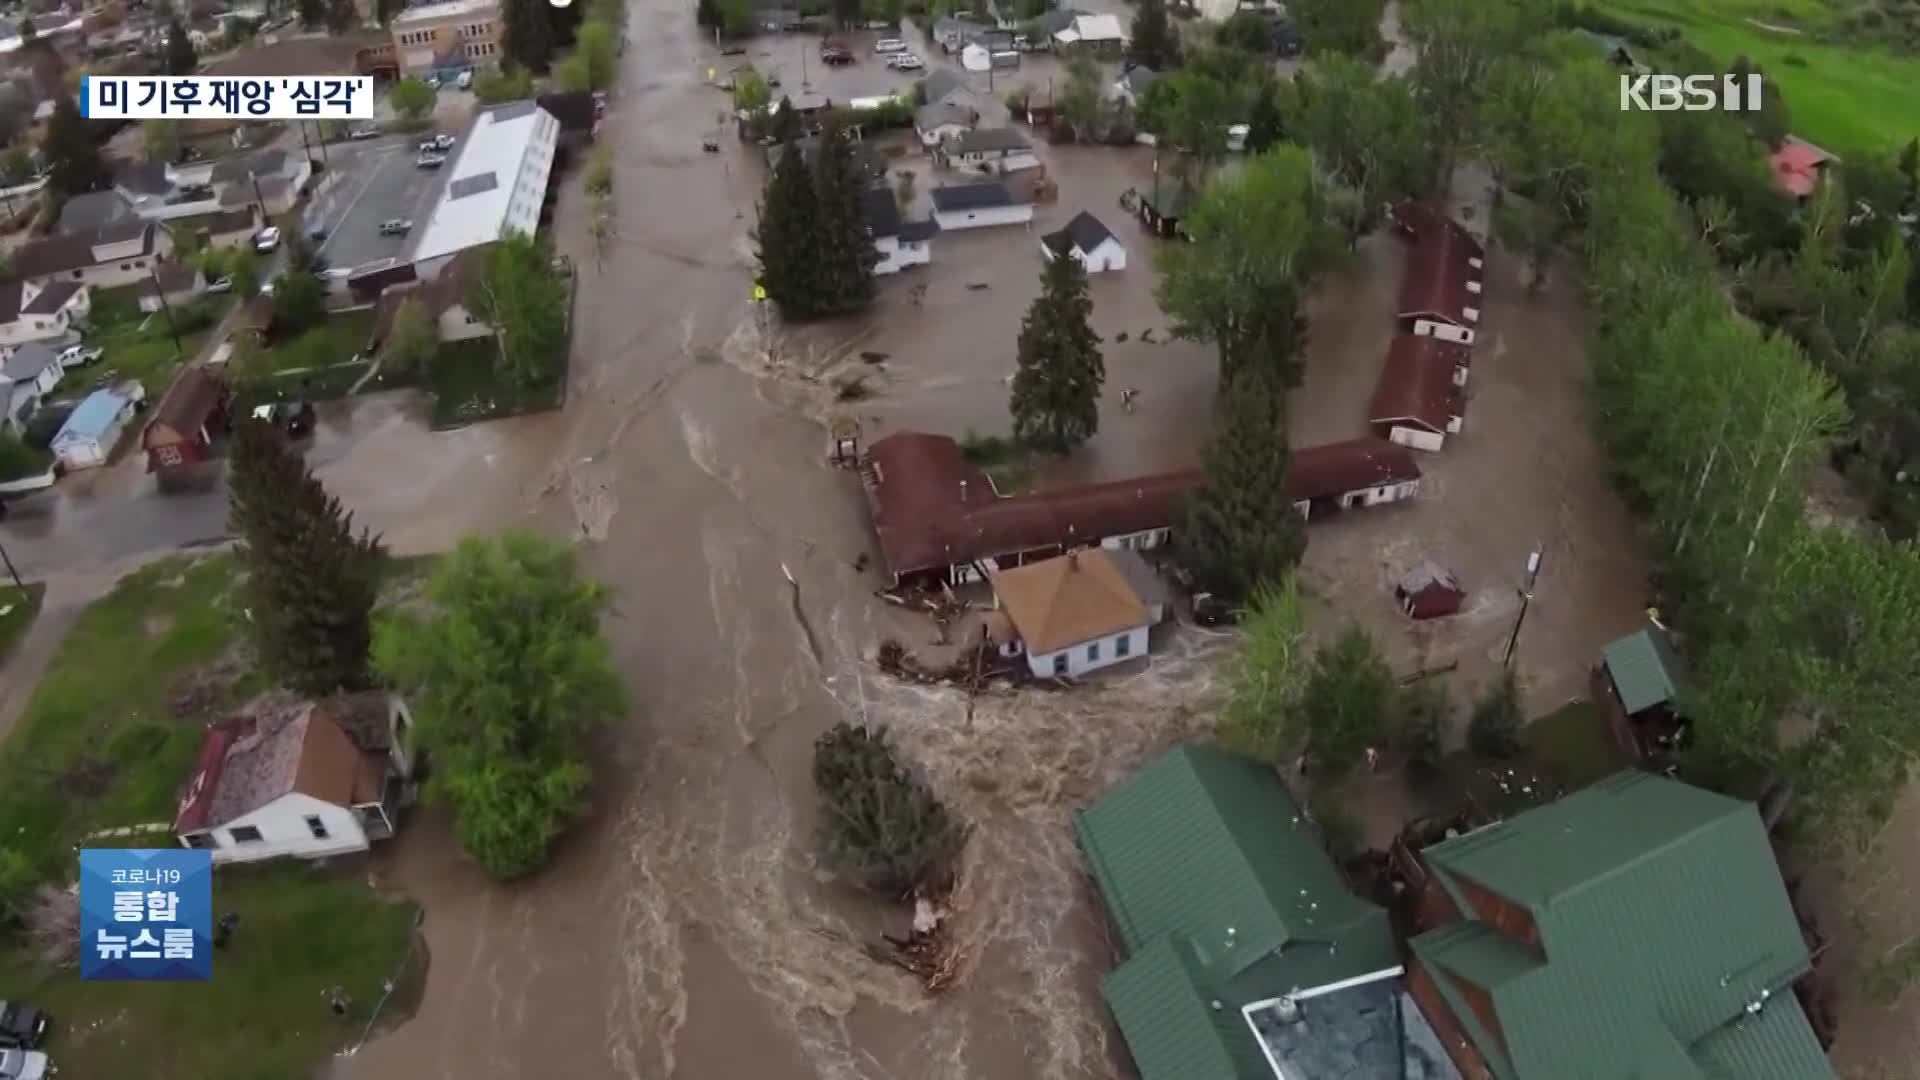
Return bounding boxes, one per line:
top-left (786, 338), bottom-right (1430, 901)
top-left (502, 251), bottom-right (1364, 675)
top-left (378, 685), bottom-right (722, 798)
top-left (425, 338), bottom-right (565, 429)
top-left (84, 285), bottom-right (218, 397)
top-left (1597, 0), bottom-right (1920, 152)
top-left (1523, 700), bottom-right (1629, 790)
top-left (0, 582), bottom-right (44, 664)
top-left (232, 308), bottom-right (376, 379)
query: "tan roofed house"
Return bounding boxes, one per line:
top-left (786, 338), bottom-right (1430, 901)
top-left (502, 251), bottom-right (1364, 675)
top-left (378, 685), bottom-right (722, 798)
top-left (989, 548), bottom-right (1152, 679)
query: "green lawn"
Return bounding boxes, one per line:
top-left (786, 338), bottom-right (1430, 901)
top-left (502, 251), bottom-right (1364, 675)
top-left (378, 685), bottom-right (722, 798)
top-left (425, 338), bottom-right (565, 429)
top-left (0, 863), bottom-right (420, 1080)
top-left (0, 582), bottom-right (44, 664)
top-left (233, 309), bottom-right (376, 379)
top-left (1523, 700), bottom-right (1629, 790)
top-left (1597, 0), bottom-right (1920, 151)
top-left (83, 285), bottom-right (219, 397)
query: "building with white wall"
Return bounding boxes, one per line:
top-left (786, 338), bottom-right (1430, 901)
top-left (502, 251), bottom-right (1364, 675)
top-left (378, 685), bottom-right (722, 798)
top-left (10, 224), bottom-right (175, 290)
top-left (988, 548), bottom-right (1154, 679)
top-left (409, 100), bottom-right (559, 279)
top-left (930, 182), bottom-right (1033, 231)
top-left (0, 280), bottom-right (89, 347)
top-left (864, 190), bottom-right (937, 275)
top-left (1040, 211), bottom-right (1127, 273)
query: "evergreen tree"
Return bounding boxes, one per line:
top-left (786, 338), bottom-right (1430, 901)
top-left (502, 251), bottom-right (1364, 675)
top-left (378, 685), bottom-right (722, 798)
top-left (1010, 248), bottom-right (1104, 452)
top-left (1245, 77), bottom-right (1285, 154)
top-left (42, 97), bottom-right (106, 198)
top-left (164, 16), bottom-right (198, 76)
top-left (1467, 670), bottom-right (1524, 758)
top-left (1181, 359), bottom-right (1305, 601)
top-left (504, 0), bottom-right (558, 73)
top-left (809, 122), bottom-right (879, 315)
top-left (296, 0), bottom-right (325, 27)
top-left (755, 125), bottom-right (823, 317)
top-left (812, 722), bottom-right (965, 897)
top-left (228, 418), bottom-right (386, 694)
top-left (1126, 0), bottom-right (1179, 71)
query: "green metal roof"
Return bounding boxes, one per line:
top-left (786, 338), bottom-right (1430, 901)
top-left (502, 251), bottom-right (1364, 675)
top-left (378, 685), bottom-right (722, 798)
top-left (1410, 770), bottom-right (1832, 1080)
top-left (1100, 936), bottom-right (1271, 1080)
top-left (1601, 626), bottom-right (1687, 715)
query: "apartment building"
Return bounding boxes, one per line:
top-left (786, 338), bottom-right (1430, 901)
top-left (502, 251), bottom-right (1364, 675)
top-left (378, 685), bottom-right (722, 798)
top-left (389, 0), bottom-right (502, 77)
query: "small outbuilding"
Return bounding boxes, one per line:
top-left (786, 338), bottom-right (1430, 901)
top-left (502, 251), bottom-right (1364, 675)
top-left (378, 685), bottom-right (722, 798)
top-left (1594, 623), bottom-right (1691, 760)
top-left (1369, 334), bottom-right (1468, 452)
top-left (988, 547), bottom-right (1152, 678)
top-left (143, 363), bottom-right (231, 472)
top-left (1040, 211), bottom-right (1127, 273)
top-left (51, 384), bottom-right (145, 470)
top-left (1395, 561), bottom-right (1466, 620)
top-left (930, 182), bottom-right (1034, 230)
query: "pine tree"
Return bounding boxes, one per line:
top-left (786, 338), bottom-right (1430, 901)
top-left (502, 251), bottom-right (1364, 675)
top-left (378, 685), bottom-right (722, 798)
top-left (1181, 360), bottom-right (1305, 601)
top-left (755, 124), bottom-right (824, 317)
top-left (1010, 248), bottom-right (1104, 452)
top-left (1126, 0), bottom-right (1179, 71)
top-left (164, 16), bottom-right (198, 76)
top-left (504, 0), bottom-right (557, 72)
top-left (809, 122), bottom-right (879, 315)
top-left (812, 722), bottom-right (965, 897)
top-left (228, 418), bottom-right (387, 695)
top-left (42, 97), bottom-right (106, 198)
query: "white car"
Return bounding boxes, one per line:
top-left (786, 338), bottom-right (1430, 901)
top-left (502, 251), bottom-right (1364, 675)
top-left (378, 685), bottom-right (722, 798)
top-left (888, 52), bottom-right (923, 71)
top-left (253, 225), bottom-right (281, 253)
top-left (207, 276), bottom-right (233, 294)
top-left (456, 69), bottom-right (473, 89)
top-left (55, 345), bottom-right (103, 369)
top-left (416, 152), bottom-right (447, 169)
top-left (874, 37), bottom-right (908, 53)
top-left (418, 134), bottom-right (455, 153)
top-left (0, 1048), bottom-right (51, 1080)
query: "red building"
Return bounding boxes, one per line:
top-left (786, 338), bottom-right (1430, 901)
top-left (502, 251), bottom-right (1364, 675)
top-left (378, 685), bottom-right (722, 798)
top-left (143, 364), bottom-right (231, 473)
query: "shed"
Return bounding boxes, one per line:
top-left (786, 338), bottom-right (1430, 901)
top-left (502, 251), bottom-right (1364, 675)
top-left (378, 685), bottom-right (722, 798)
top-left (1369, 334), bottom-right (1468, 451)
top-left (1395, 561), bottom-right (1465, 620)
top-left (143, 364), bottom-right (231, 471)
top-left (1599, 626), bottom-right (1687, 718)
top-left (51, 384), bottom-right (144, 469)
top-left (1040, 210), bottom-right (1126, 273)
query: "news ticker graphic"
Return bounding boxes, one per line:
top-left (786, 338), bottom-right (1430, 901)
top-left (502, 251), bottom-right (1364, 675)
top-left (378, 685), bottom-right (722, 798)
top-left (80, 75), bottom-right (374, 122)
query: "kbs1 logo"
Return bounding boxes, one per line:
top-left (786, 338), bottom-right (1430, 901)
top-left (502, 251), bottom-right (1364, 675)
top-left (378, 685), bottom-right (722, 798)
top-left (1619, 73), bottom-right (1764, 112)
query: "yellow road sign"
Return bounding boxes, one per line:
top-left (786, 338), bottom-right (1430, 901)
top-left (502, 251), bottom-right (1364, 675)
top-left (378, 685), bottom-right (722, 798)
top-left (752, 284), bottom-right (767, 302)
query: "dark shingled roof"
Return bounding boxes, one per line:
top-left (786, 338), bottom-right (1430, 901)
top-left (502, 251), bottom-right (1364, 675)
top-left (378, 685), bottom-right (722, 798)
top-left (210, 148), bottom-right (290, 184)
top-left (11, 224), bottom-right (159, 281)
top-left (946, 126), bottom-right (1030, 155)
top-left (136, 264), bottom-right (201, 299)
top-left (931, 182), bottom-right (1016, 213)
top-left (1041, 211), bottom-right (1117, 259)
top-left (0, 281), bottom-right (24, 324)
top-left (58, 189), bottom-right (138, 234)
top-left (20, 279), bottom-right (84, 316)
top-left (863, 188), bottom-right (903, 238)
top-left (537, 91), bottom-right (596, 134)
top-left (898, 218), bottom-right (940, 243)
top-left (115, 160), bottom-right (173, 196)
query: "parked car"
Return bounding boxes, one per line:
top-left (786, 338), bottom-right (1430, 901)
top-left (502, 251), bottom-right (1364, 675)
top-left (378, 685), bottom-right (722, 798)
top-left (306, 224), bottom-right (327, 243)
top-left (819, 43), bottom-right (853, 65)
top-left (253, 225), bottom-right (281, 252)
top-left (348, 123), bottom-right (381, 140)
top-left (207, 276), bottom-right (233, 294)
top-left (887, 52), bottom-right (923, 71)
top-left (455, 69), bottom-right (473, 89)
top-left (0, 1002), bottom-right (49, 1051)
top-left (416, 152), bottom-right (447, 169)
top-left (0, 1048), bottom-right (50, 1080)
top-left (874, 37), bottom-right (907, 52)
top-left (252, 400), bottom-right (316, 438)
top-left (54, 345), bottom-right (103, 369)
top-left (378, 218), bottom-right (412, 236)
top-left (418, 134), bottom-right (455, 153)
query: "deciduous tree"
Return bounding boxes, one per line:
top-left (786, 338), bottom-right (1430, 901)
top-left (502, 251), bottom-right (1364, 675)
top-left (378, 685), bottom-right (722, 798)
top-left (270, 271), bottom-right (326, 334)
top-left (383, 297), bottom-right (440, 374)
top-left (1217, 576), bottom-right (1310, 765)
top-left (1403, 0), bottom-right (1551, 183)
top-left (1181, 359), bottom-right (1305, 601)
top-left (144, 118), bottom-right (180, 164)
top-left (1058, 56), bottom-right (1106, 141)
top-left (812, 722), bottom-right (965, 897)
top-left (466, 229), bottom-right (571, 387)
top-left (1288, 55), bottom-right (1426, 244)
top-left (373, 532), bottom-right (626, 879)
top-left (1466, 671), bottom-right (1522, 758)
top-left (1010, 248), bottom-right (1104, 452)
top-left (474, 65), bottom-right (534, 104)
top-left (1288, 0), bottom-right (1383, 58)
top-left (390, 77), bottom-right (437, 125)
top-left (228, 418), bottom-right (386, 694)
top-left (1292, 626), bottom-right (1397, 775)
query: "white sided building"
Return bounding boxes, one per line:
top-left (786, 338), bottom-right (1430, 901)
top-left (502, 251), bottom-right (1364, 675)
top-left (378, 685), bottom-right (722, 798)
top-left (1040, 211), bottom-right (1127, 273)
top-left (988, 548), bottom-right (1154, 679)
top-left (864, 190), bottom-right (937, 275)
top-left (408, 100), bottom-right (559, 281)
top-left (931, 182), bottom-right (1034, 231)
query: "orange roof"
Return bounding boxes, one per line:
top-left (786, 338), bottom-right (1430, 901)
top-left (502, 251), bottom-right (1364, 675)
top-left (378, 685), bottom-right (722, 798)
top-left (988, 549), bottom-right (1148, 655)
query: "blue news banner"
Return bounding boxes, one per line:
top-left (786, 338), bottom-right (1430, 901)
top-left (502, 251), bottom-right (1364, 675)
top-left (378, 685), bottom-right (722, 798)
top-left (81, 75), bottom-right (374, 122)
top-left (78, 849), bottom-right (213, 981)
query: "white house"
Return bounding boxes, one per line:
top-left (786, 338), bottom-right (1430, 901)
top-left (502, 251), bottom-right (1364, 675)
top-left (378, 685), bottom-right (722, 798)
top-left (10, 224), bottom-right (175, 290)
top-left (49, 384), bottom-right (145, 470)
top-left (211, 149), bottom-right (314, 218)
top-left (1109, 65), bottom-right (1162, 109)
top-left (1055, 12), bottom-right (1125, 52)
top-left (0, 343), bottom-right (64, 409)
top-left (915, 101), bottom-right (977, 149)
top-left (1368, 335), bottom-right (1469, 452)
top-left (989, 548), bottom-right (1153, 679)
top-left (371, 246), bottom-right (497, 352)
top-left (931, 182), bottom-right (1034, 231)
top-left (865, 190), bottom-right (937, 275)
top-left (1040, 211), bottom-right (1127, 273)
top-left (0, 280), bottom-right (90, 347)
top-left (174, 693), bottom-right (418, 864)
top-left (937, 126), bottom-right (1040, 174)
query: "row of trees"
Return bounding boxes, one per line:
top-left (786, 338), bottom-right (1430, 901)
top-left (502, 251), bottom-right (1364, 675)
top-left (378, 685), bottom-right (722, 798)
top-left (228, 425), bottom-right (624, 879)
top-left (755, 117), bottom-right (878, 319)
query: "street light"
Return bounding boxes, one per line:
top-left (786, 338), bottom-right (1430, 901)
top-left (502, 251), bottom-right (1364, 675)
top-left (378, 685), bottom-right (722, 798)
top-left (1501, 545), bottom-right (1544, 669)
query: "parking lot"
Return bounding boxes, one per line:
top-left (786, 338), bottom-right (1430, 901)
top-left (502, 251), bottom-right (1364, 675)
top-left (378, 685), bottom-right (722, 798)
top-left (303, 134), bottom-right (451, 274)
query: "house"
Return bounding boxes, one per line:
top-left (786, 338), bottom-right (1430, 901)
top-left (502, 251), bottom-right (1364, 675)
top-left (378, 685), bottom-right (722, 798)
top-left (1040, 211), bottom-right (1126, 273)
top-left (368, 246), bottom-right (495, 349)
top-left (136, 264), bottom-right (207, 314)
top-left (1593, 623), bottom-right (1690, 760)
top-left (1077, 745), bottom-right (1463, 1080)
top-left (212, 148), bottom-right (314, 217)
top-left (1404, 771), bottom-right (1833, 1080)
top-left (863, 189), bottom-right (937, 275)
top-left (930, 182), bottom-right (1034, 230)
top-left (1127, 183), bottom-right (1195, 239)
top-left (0, 279), bottom-right (90, 347)
top-left (407, 100), bottom-right (559, 278)
top-left (142, 363), bottom-right (230, 471)
top-left (50, 383), bottom-right (145, 469)
top-left (1392, 201), bottom-right (1485, 345)
top-left (0, 342), bottom-right (64, 409)
top-left (174, 693), bottom-right (418, 864)
top-left (918, 68), bottom-right (976, 109)
top-left (10, 223), bottom-right (175, 289)
top-left (1396, 561), bottom-right (1466, 620)
top-left (1027, 7), bottom-right (1084, 49)
top-left (858, 431), bottom-right (1420, 584)
top-left (960, 37), bottom-right (1020, 72)
top-left (1108, 546), bottom-right (1171, 623)
top-left (389, 0), bottom-right (502, 78)
top-left (1110, 65), bottom-right (1161, 109)
top-left (199, 207), bottom-right (261, 251)
top-left (1054, 12), bottom-right (1125, 53)
top-left (937, 126), bottom-right (1039, 174)
top-left (1369, 334), bottom-right (1469, 452)
top-left (930, 16), bottom-right (988, 52)
top-left (56, 188), bottom-right (139, 235)
top-left (914, 101), bottom-right (977, 149)
top-left (988, 548), bottom-right (1153, 678)
top-left (1769, 135), bottom-right (1839, 201)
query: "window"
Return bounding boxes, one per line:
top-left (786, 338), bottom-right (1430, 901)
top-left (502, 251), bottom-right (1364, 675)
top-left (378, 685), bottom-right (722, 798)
top-left (1052, 653), bottom-right (1069, 676)
top-left (1087, 641), bottom-right (1100, 662)
top-left (1115, 633), bottom-right (1130, 658)
top-left (229, 825), bottom-right (263, 843)
top-left (184, 832), bottom-right (219, 849)
top-left (305, 815), bottom-right (330, 840)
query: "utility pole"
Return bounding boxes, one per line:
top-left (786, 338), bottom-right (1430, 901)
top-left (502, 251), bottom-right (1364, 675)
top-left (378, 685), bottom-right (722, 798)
top-left (1501, 545), bottom-right (1545, 669)
top-left (147, 264), bottom-right (184, 357)
top-left (0, 537), bottom-right (20, 591)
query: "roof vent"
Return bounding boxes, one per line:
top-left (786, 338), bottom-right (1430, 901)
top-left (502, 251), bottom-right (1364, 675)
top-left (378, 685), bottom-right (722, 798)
top-left (1272, 997), bottom-right (1299, 1023)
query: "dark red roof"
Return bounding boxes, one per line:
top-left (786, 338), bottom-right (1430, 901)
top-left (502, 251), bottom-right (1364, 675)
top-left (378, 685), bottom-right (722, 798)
top-left (174, 722), bottom-right (244, 833)
top-left (1369, 335), bottom-right (1468, 434)
top-left (862, 433), bottom-right (1421, 579)
top-left (1397, 217), bottom-right (1483, 326)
